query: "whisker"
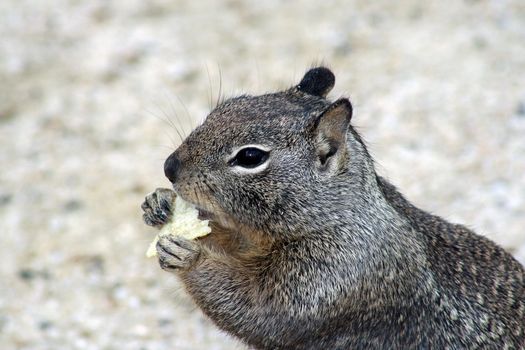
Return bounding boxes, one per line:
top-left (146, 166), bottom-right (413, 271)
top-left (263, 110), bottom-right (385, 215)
top-left (175, 95), bottom-right (195, 131)
top-left (158, 97), bottom-right (189, 140)
top-left (203, 178), bottom-right (217, 196)
top-left (133, 109), bottom-right (177, 146)
top-left (143, 108), bottom-right (182, 147)
top-left (146, 105), bottom-right (183, 142)
top-left (205, 63), bottom-right (213, 110)
top-left (163, 90), bottom-right (188, 138)
top-left (216, 63), bottom-right (223, 108)
top-left (156, 144), bottom-right (177, 152)
top-left (193, 186), bottom-right (200, 206)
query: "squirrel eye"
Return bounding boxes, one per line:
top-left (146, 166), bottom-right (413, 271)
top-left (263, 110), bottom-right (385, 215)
top-left (229, 147), bottom-right (269, 168)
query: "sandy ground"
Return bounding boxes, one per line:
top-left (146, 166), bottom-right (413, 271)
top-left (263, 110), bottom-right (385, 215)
top-left (1, 0), bottom-right (524, 349)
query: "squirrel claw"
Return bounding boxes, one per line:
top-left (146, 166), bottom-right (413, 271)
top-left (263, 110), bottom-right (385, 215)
top-left (157, 235), bottom-right (200, 271)
top-left (141, 188), bottom-right (176, 228)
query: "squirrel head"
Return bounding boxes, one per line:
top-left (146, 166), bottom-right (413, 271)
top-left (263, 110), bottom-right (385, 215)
top-left (165, 67), bottom-right (376, 238)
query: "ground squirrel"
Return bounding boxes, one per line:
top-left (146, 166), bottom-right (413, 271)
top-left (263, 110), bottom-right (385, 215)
top-left (141, 67), bottom-right (525, 349)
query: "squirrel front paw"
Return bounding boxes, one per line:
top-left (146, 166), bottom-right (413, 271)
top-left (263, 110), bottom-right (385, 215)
top-left (157, 236), bottom-right (200, 271)
top-left (141, 188), bottom-right (176, 228)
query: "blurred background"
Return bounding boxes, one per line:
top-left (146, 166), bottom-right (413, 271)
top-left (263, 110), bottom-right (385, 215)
top-left (1, 0), bottom-right (524, 349)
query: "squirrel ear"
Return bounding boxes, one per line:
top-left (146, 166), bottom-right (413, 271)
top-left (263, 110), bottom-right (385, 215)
top-left (310, 98), bottom-right (353, 170)
top-left (297, 67), bottom-right (335, 98)
top-left (314, 98), bottom-right (353, 140)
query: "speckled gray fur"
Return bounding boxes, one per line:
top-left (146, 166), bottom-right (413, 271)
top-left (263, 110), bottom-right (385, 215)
top-left (142, 67), bottom-right (525, 349)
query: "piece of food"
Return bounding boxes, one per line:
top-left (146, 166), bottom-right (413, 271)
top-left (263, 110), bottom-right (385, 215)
top-left (146, 196), bottom-right (211, 258)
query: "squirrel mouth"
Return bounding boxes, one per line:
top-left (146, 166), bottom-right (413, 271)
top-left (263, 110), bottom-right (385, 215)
top-left (197, 208), bottom-right (214, 221)
top-left (173, 190), bottom-right (214, 221)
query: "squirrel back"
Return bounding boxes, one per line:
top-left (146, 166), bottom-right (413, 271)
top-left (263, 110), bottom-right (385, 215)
top-left (149, 67), bottom-right (525, 349)
top-left (378, 177), bottom-right (524, 346)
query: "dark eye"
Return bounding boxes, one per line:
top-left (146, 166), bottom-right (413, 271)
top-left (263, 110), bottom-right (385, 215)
top-left (229, 147), bottom-right (269, 168)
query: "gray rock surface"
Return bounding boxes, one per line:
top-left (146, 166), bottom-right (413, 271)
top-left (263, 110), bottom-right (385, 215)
top-left (1, 1), bottom-right (524, 349)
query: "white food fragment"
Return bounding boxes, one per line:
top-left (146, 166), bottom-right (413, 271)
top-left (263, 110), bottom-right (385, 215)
top-left (146, 196), bottom-right (211, 258)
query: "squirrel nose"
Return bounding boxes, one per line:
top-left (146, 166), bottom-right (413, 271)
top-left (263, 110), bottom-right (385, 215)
top-left (164, 153), bottom-right (181, 183)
